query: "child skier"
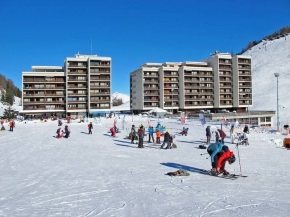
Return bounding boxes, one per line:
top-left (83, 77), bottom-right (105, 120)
top-left (156, 129), bottom-right (161, 144)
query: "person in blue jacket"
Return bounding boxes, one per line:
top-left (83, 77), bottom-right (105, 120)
top-left (148, 126), bottom-right (155, 143)
top-left (207, 141), bottom-right (224, 173)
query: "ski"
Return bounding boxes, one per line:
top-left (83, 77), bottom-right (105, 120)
top-left (198, 170), bottom-right (247, 179)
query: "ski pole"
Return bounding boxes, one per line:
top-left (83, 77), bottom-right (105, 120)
top-left (236, 143), bottom-right (242, 175)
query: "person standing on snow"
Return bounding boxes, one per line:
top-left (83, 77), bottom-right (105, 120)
top-left (137, 126), bottom-right (144, 148)
top-left (148, 126), bottom-right (155, 143)
top-left (161, 131), bottom-right (171, 149)
top-left (206, 126), bottom-right (211, 145)
top-left (243, 125), bottom-right (249, 134)
top-left (217, 128), bottom-right (226, 144)
top-left (130, 125), bottom-right (136, 144)
top-left (156, 129), bottom-right (161, 144)
top-left (9, 120), bottom-right (14, 132)
top-left (64, 125), bottom-right (70, 138)
top-left (88, 122), bottom-right (93, 134)
top-left (230, 125), bottom-right (235, 144)
top-left (207, 141), bottom-right (225, 174)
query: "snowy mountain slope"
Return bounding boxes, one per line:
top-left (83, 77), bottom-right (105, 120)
top-left (112, 92), bottom-right (130, 103)
top-left (244, 34), bottom-right (290, 126)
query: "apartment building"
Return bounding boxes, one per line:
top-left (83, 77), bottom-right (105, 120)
top-left (22, 54), bottom-right (112, 118)
top-left (130, 52), bottom-right (252, 114)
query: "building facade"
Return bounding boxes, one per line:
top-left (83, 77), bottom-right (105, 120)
top-left (22, 54), bottom-right (112, 118)
top-left (130, 52), bottom-right (252, 114)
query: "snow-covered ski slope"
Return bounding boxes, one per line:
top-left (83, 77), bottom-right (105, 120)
top-left (0, 116), bottom-right (289, 216)
top-left (244, 34), bottom-right (290, 125)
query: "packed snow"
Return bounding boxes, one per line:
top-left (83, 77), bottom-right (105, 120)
top-left (1, 33), bottom-right (290, 217)
top-left (244, 34), bottom-right (290, 126)
top-left (0, 116), bottom-right (289, 217)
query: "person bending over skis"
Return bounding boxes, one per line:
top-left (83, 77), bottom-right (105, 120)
top-left (216, 146), bottom-right (236, 175)
top-left (207, 141), bottom-right (224, 174)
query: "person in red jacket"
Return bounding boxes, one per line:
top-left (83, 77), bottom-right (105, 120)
top-left (217, 146), bottom-right (236, 175)
top-left (217, 129), bottom-right (226, 144)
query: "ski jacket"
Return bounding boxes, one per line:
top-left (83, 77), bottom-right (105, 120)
top-left (207, 142), bottom-right (224, 162)
top-left (138, 128), bottom-right (144, 138)
top-left (217, 151), bottom-right (235, 169)
top-left (156, 131), bottom-right (161, 138)
top-left (243, 126), bottom-right (249, 134)
top-left (88, 123), bottom-right (93, 129)
top-left (131, 127), bottom-right (136, 134)
top-left (148, 127), bottom-right (154, 135)
top-left (164, 132), bottom-right (171, 142)
top-left (230, 127), bottom-right (235, 135)
top-left (56, 128), bottom-right (61, 134)
top-left (206, 126), bottom-right (211, 137)
top-left (217, 129), bottom-right (226, 138)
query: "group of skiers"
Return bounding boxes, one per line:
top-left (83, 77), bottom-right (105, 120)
top-left (129, 124), bottom-right (173, 149)
top-left (205, 124), bottom-right (250, 175)
top-left (56, 125), bottom-right (70, 139)
top-left (0, 120), bottom-right (15, 132)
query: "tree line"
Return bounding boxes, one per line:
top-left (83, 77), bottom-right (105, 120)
top-left (238, 26), bottom-right (290, 54)
top-left (0, 74), bottom-right (22, 106)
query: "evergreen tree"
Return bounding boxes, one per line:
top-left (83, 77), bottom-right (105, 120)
top-left (5, 89), bottom-right (14, 105)
top-left (2, 107), bottom-right (17, 119)
top-left (1, 94), bottom-right (4, 102)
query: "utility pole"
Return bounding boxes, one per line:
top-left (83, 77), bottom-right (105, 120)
top-left (274, 73), bottom-right (280, 131)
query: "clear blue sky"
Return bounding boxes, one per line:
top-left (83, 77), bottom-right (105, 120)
top-left (0, 0), bottom-right (289, 94)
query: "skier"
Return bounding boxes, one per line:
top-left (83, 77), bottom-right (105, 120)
top-left (1, 120), bottom-right (5, 131)
top-left (148, 126), bottom-right (155, 143)
top-left (230, 125), bottom-right (235, 144)
top-left (130, 125), bottom-right (136, 144)
top-left (9, 120), bottom-right (14, 132)
top-left (216, 146), bottom-right (236, 175)
top-left (156, 129), bottom-right (161, 144)
top-left (217, 128), bottom-right (226, 144)
top-left (161, 131), bottom-right (171, 149)
top-left (207, 141), bottom-right (225, 174)
top-left (88, 122), bottom-right (93, 134)
top-left (206, 126), bottom-right (211, 145)
top-left (137, 126), bottom-right (144, 148)
top-left (110, 127), bottom-right (116, 137)
top-left (243, 125), bottom-right (249, 134)
top-left (58, 119), bottom-right (63, 127)
top-left (56, 127), bottom-right (61, 138)
top-left (215, 131), bottom-right (220, 143)
top-left (64, 125), bottom-right (70, 138)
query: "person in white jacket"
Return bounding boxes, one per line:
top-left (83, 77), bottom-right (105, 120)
top-left (230, 125), bottom-right (235, 144)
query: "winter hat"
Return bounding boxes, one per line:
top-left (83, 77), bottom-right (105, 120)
top-left (222, 145), bottom-right (229, 152)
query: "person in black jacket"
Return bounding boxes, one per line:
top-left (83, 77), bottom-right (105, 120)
top-left (243, 125), bottom-right (249, 134)
top-left (161, 131), bottom-right (171, 149)
top-left (206, 126), bottom-right (211, 145)
top-left (64, 125), bottom-right (70, 138)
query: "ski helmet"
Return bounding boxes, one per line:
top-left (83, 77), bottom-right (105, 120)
top-left (228, 155), bottom-right (236, 164)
